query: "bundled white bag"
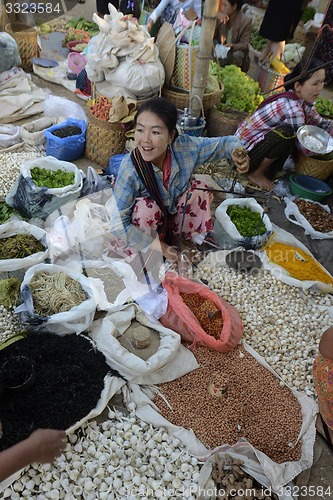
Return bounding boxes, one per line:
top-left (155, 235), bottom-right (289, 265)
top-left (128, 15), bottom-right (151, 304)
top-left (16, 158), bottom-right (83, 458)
top-left (0, 220), bottom-right (48, 272)
top-left (284, 197), bottom-right (333, 240)
top-left (89, 303), bottom-right (199, 385)
top-left (214, 197), bottom-right (272, 250)
top-left (16, 263), bottom-right (97, 334)
top-left (6, 156), bottom-right (83, 220)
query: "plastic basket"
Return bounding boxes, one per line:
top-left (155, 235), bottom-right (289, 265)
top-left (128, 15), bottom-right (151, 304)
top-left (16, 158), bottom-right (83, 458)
top-left (67, 52), bottom-right (87, 75)
top-left (295, 152), bottom-right (333, 180)
top-left (85, 108), bottom-right (127, 167)
top-left (44, 118), bottom-right (87, 162)
top-left (5, 22), bottom-right (39, 72)
top-left (257, 62), bottom-right (285, 96)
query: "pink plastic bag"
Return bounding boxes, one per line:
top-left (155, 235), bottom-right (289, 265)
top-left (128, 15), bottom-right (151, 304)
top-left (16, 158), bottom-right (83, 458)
top-left (160, 272), bottom-right (244, 352)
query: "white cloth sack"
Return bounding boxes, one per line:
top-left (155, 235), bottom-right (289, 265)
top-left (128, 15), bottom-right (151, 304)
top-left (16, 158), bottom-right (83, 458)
top-left (284, 197), bottom-right (333, 240)
top-left (259, 223), bottom-right (333, 293)
top-left (0, 125), bottom-right (21, 147)
top-left (214, 197), bottom-right (272, 250)
top-left (20, 117), bottom-right (55, 146)
top-left (0, 220), bottom-right (48, 272)
top-left (89, 303), bottom-right (200, 384)
top-left (6, 156), bottom-right (83, 220)
top-left (16, 263), bottom-right (97, 334)
top-left (123, 341), bottom-right (317, 492)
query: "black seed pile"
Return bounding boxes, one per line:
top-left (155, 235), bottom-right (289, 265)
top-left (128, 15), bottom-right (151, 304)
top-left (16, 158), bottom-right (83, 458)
top-left (0, 332), bottom-right (121, 451)
top-left (51, 126), bottom-right (82, 138)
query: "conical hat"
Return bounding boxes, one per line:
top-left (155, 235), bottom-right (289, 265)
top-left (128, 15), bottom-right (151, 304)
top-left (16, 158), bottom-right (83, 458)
top-left (155, 22), bottom-right (176, 85)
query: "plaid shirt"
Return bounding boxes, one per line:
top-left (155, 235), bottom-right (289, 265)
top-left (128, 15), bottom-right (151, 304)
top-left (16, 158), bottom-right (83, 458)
top-left (111, 133), bottom-right (243, 249)
top-left (235, 93), bottom-right (333, 153)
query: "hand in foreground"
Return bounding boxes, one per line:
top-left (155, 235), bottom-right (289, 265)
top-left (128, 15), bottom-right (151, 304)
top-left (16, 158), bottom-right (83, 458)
top-left (27, 429), bottom-right (67, 463)
top-left (231, 147), bottom-right (250, 174)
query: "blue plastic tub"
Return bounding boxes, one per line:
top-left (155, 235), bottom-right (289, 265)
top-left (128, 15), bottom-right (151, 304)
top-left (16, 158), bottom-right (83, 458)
top-left (44, 118), bottom-right (87, 162)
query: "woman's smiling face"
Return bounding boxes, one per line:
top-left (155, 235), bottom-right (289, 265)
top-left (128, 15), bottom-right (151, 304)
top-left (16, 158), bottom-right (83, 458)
top-left (135, 111), bottom-right (174, 169)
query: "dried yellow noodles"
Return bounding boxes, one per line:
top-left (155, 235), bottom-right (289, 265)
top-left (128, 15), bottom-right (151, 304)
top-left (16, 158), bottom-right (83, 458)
top-left (29, 271), bottom-right (87, 316)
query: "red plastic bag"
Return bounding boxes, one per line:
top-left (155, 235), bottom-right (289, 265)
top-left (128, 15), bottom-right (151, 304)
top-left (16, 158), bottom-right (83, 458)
top-left (160, 272), bottom-right (244, 352)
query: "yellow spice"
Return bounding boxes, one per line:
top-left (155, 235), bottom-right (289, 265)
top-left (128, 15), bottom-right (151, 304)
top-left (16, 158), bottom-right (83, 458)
top-left (266, 242), bottom-right (333, 284)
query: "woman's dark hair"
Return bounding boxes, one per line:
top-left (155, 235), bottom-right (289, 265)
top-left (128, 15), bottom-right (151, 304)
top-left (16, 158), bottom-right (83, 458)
top-left (226, 0), bottom-right (244, 10)
top-left (119, 0), bottom-right (141, 18)
top-left (284, 57), bottom-right (325, 91)
top-left (135, 97), bottom-right (178, 134)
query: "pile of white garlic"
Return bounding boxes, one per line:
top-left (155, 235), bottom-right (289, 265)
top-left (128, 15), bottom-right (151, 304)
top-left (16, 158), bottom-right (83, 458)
top-left (0, 151), bottom-right (44, 198)
top-left (197, 264), bottom-right (333, 397)
top-left (0, 305), bottom-right (24, 345)
top-left (4, 404), bottom-right (201, 499)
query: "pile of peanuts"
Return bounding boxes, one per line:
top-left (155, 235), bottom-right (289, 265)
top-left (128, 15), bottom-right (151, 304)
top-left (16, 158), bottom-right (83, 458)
top-left (180, 292), bottom-right (223, 340)
top-left (294, 198), bottom-right (333, 233)
top-left (154, 344), bottom-right (302, 463)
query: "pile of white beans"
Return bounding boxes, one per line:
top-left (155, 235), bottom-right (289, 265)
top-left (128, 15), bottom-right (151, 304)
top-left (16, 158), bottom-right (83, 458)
top-left (197, 263), bottom-right (333, 396)
top-left (0, 305), bottom-right (24, 344)
top-left (4, 405), bottom-right (201, 500)
top-left (0, 152), bottom-right (44, 198)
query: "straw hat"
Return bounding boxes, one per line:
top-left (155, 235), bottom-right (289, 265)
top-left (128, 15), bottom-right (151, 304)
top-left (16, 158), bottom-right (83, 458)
top-left (155, 22), bottom-right (176, 85)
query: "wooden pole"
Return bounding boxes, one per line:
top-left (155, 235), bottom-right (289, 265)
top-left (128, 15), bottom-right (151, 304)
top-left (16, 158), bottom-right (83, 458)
top-left (189, 0), bottom-right (220, 117)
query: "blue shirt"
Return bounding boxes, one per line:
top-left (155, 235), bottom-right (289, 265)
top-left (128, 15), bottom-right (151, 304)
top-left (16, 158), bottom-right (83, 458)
top-left (110, 133), bottom-right (244, 250)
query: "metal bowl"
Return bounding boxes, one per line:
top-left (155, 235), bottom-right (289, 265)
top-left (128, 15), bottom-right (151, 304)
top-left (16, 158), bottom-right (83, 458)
top-left (297, 125), bottom-right (333, 154)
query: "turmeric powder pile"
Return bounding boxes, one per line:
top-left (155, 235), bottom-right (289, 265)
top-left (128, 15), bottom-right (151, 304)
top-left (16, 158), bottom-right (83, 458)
top-left (265, 242), bottom-right (333, 284)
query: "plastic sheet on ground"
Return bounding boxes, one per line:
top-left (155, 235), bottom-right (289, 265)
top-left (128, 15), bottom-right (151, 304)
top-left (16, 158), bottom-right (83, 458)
top-left (122, 341), bottom-right (318, 494)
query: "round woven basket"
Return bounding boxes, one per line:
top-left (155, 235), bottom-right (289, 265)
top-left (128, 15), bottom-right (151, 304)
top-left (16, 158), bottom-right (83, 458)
top-left (206, 108), bottom-right (248, 137)
top-left (161, 85), bottom-right (224, 115)
top-left (85, 109), bottom-right (127, 167)
top-left (5, 23), bottom-right (39, 72)
top-left (295, 152), bottom-right (333, 181)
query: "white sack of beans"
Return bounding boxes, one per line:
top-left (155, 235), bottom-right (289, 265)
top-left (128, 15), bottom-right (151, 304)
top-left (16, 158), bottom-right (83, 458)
top-left (196, 251), bottom-right (333, 396)
top-left (124, 341), bottom-right (317, 491)
top-left (259, 224), bottom-right (333, 293)
top-left (90, 303), bottom-right (199, 384)
top-left (15, 263), bottom-right (98, 335)
top-left (4, 404), bottom-right (201, 500)
top-left (284, 197), bottom-right (333, 240)
top-left (0, 151), bottom-right (44, 198)
top-left (0, 220), bottom-right (48, 272)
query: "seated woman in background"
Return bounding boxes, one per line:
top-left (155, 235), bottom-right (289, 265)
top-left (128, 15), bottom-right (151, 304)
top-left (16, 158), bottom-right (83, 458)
top-left (313, 327), bottom-right (333, 450)
top-left (214, 0), bottom-right (252, 73)
top-left (146, 0), bottom-right (202, 33)
top-left (109, 97), bottom-right (249, 274)
top-left (235, 58), bottom-right (333, 190)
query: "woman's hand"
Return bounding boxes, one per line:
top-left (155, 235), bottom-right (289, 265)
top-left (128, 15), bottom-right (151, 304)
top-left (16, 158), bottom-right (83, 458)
top-left (27, 429), bottom-right (67, 463)
top-left (217, 12), bottom-right (229, 24)
top-left (146, 19), bottom-right (153, 32)
top-left (232, 147), bottom-right (250, 174)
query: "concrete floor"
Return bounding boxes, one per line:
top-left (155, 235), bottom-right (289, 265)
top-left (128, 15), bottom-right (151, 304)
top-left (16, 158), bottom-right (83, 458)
top-left (9, 1), bottom-right (333, 496)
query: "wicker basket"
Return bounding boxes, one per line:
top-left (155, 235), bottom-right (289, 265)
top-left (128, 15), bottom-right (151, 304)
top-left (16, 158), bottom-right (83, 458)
top-left (85, 109), bottom-right (127, 167)
top-left (161, 84), bottom-right (224, 115)
top-left (257, 62), bottom-right (285, 96)
top-left (295, 152), bottom-right (333, 181)
top-left (5, 22), bottom-right (39, 72)
top-left (206, 109), bottom-right (248, 137)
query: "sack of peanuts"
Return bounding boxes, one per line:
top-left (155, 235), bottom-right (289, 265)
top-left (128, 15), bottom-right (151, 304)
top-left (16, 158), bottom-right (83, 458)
top-left (159, 272), bottom-right (244, 352)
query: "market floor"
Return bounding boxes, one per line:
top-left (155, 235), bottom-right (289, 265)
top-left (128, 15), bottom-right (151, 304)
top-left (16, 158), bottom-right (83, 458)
top-left (14, 2), bottom-right (333, 496)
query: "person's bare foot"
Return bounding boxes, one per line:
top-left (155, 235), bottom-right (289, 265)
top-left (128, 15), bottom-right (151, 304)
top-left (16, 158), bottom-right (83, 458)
top-left (248, 173), bottom-right (274, 191)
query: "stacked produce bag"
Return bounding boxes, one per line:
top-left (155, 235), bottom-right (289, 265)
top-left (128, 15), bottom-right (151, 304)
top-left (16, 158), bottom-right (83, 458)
top-left (86, 4), bottom-right (165, 100)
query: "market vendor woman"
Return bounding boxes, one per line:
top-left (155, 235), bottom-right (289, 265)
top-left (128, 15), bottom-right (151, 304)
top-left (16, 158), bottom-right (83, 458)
top-left (109, 97), bottom-right (249, 269)
top-left (235, 58), bottom-right (333, 190)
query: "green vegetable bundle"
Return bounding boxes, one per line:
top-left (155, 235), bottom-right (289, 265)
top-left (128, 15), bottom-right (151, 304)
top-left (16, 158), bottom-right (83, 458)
top-left (31, 167), bottom-right (75, 188)
top-left (0, 234), bottom-right (45, 260)
top-left (0, 277), bottom-right (21, 309)
top-left (210, 63), bottom-right (263, 113)
top-left (227, 205), bottom-right (266, 237)
top-left (315, 96), bottom-right (333, 118)
top-left (0, 202), bottom-right (21, 225)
